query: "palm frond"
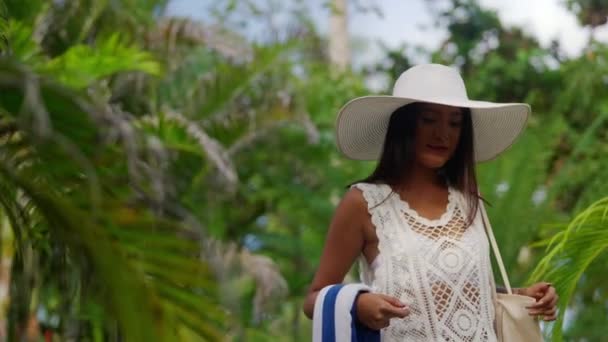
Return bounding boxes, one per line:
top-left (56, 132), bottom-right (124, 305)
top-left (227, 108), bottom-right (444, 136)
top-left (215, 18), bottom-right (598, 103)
top-left (1, 20), bottom-right (45, 65)
top-left (41, 33), bottom-right (161, 89)
top-left (529, 197), bottom-right (608, 341)
top-left (159, 42), bottom-right (294, 126)
top-left (138, 110), bottom-right (238, 190)
top-left (0, 58), bottom-right (226, 341)
top-left (148, 18), bottom-right (251, 61)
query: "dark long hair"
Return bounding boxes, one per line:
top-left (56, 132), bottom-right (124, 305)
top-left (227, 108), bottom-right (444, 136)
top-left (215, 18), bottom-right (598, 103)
top-left (350, 102), bottom-right (480, 226)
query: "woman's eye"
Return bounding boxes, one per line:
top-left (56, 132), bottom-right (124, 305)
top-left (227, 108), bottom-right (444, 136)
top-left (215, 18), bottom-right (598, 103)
top-left (450, 121), bottom-right (462, 127)
top-left (422, 117), bottom-right (436, 124)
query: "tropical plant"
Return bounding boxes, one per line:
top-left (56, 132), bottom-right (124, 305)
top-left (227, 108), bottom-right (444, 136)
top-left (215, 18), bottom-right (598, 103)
top-left (0, 58), bottom-right (226, 340)
top-left (529, 197), bottom-right (608, 341)
top-left (0, 2), bottom-right (261, 340)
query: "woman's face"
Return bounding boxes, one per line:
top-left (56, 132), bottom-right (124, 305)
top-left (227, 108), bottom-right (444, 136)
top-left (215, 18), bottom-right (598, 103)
top-left (413, 103), bottom-right (464, 169)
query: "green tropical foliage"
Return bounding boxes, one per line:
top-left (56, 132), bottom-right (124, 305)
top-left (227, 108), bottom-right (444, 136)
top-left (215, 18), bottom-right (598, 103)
top-left (530, 197), bottom-right (608, 341)
top-left (0, 58), bottom-right (226, 341)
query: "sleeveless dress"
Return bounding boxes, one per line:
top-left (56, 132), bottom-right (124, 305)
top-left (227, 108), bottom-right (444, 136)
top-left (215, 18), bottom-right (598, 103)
top-left (352, 182), bottom-right (497, 342)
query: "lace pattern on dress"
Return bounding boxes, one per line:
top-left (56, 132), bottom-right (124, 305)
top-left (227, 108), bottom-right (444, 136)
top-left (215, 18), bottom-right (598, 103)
top-left (352, 182), bottom-right (497, 342)
top-left (352, 182), bottom-right (393, 294)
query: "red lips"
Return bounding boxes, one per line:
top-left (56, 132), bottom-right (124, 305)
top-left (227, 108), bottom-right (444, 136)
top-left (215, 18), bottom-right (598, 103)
top-left (427, 144), bottom-right (448, 152)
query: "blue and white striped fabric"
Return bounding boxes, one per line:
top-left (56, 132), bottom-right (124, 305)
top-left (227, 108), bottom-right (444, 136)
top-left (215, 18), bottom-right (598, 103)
top-left (312, 284), bottom-right (381, 342)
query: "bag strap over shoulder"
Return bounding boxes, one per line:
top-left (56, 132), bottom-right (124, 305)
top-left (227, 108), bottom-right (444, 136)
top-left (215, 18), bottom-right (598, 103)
top-left (479, 199), bottom-right (513, 295)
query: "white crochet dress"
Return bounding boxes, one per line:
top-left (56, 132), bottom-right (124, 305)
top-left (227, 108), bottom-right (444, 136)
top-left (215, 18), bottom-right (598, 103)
top-left (353, 182), bottom-right (497, 342)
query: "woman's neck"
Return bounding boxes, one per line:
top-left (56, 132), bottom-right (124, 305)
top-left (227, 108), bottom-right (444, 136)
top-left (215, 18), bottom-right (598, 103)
top-left (398, 162), bottom-right (445, 192)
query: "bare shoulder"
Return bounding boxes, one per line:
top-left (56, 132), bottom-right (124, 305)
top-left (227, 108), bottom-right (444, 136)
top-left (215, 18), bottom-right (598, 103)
top-left (335, 186), bottom-right (368, 218)
top-left (328, 186), bottom-right (374, 239)
top-left (343, 185), bottom-right (367, 204)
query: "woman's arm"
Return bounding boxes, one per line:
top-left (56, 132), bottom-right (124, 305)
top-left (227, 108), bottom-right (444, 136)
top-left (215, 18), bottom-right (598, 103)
top-left (303, 187), bottom-right (409, 329)
top-left (302, 187), bottom-right (368, 319)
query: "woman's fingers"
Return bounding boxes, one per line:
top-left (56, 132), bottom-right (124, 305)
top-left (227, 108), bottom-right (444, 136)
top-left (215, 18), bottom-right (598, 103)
top-left (546, 293), bottom-right (558, 309)
top-left (543, 307), bottom-right (557, 317)
top-left (529, 305), bottom-right (557, 316)
top-left (357, 293), bottom-right (410, 331)
top-left (527, 284), bottom-right (557, 309)
top-left (524, 282), bottom-right (549, 297)
top-left (372, 307), bottom-right (407, 330)
top-left (379, 298), bottom-right (409, 316)
top-left (377, 294), bottom-right (409, 318)
top-left (380, 304), bottom-right (410, 319)
top-left (370, 315), bottom-right (391, 330)
top-left (524, 282), bottom-right (559, 321)
top-left (378, 294), bottom-right (406, 307)
top-left (543, 312), bottom-right (557, 321)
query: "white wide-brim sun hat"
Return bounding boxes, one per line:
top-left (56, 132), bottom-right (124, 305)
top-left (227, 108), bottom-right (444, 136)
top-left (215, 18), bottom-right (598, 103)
top-left (335, 63), bottom-right (530, 162)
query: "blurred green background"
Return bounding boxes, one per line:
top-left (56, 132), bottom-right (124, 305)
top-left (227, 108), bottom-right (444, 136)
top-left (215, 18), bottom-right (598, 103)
top-left (0, 0), bottom-right (607, 341)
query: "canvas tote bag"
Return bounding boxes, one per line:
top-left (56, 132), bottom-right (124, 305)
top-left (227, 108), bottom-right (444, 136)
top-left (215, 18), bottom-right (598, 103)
top-left (479, 201), bottom-right (543, 342)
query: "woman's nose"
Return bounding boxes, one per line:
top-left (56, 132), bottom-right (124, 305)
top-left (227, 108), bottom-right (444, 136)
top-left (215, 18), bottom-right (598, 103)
top-left (432, 121), bottom-right (450, 141)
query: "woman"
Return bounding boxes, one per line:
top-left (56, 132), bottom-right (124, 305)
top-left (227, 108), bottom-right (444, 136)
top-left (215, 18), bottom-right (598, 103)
top-left (302, 64), bottom-right (558, 341)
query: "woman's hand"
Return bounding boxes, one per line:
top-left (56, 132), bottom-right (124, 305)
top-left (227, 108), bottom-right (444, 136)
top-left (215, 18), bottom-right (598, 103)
top-left (518, 282), bottom-right (558, 321)
top-left (356, 293), bottom-right (410, 330)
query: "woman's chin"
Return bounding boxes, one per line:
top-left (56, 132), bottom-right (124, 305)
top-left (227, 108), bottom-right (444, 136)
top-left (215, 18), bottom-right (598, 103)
top-left (418, 155), bottom-right (448, 169)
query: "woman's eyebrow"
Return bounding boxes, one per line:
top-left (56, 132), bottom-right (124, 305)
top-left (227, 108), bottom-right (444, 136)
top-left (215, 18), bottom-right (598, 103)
top-left (419, 107), bottom-right (462, 117)
top-left (419, 107), bottom-right (438, 113)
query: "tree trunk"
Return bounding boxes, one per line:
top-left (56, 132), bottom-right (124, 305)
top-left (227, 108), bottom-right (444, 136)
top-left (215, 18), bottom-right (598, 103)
top-left (329, 0), bottom-right (351, 71)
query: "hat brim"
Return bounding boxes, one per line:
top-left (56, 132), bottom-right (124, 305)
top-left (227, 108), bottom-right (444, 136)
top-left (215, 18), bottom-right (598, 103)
top-left (335, 95), bottom-right (530, 162)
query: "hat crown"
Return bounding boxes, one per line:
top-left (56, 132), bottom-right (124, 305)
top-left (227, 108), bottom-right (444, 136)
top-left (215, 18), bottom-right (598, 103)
top-left (392, 64), bottom-right (469, 101)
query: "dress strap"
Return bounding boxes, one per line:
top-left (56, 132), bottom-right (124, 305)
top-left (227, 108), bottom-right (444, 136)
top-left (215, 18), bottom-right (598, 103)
top-left (350, 182), bottom-right (392, 212)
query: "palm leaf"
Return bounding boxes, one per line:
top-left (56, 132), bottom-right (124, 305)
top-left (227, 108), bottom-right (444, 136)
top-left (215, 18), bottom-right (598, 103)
top-left (41, 33), bottom-right (162, 89)
top-left (529, 197), bottom-right (608, 341)
top-left (0, 58), bottom-right (226, 341)
top-left (137, 110), bottom-right (238, 191)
